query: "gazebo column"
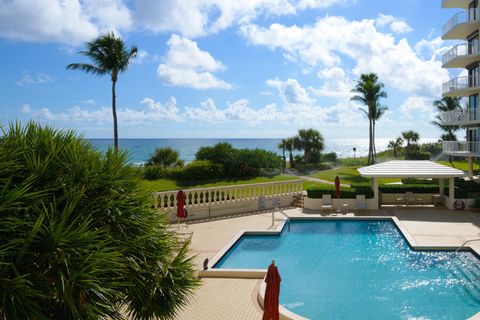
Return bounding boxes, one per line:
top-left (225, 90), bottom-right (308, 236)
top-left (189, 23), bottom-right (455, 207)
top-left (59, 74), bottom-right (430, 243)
top-left (372, 177), bottom-right (379, 210)
top-left (448, 177), bottom-right (455, 210)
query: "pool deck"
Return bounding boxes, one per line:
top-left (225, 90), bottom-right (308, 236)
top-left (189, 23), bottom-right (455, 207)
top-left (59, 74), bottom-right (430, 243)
top-left (174, 207), bottom-right (480, 320)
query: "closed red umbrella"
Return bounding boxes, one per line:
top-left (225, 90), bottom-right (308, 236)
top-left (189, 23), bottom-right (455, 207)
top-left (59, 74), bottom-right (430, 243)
top-left (335, 175), bottom-right (341, 199)
top-left (176, 190), bottom-right (186, 222)
top-left (263, 260), bottom-right (281, 320)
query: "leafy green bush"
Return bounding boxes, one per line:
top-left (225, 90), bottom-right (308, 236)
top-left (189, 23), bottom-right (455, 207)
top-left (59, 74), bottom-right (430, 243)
top-left (181, 160), bottom-right (223, 180)
top-left (401, 178), bottom-right (438, 185)
top-left (143, 164), bottom-right (168, 180)
top-left (322, 152), bottom-right (338, 163)
top-left (473, 198), bottom-right (480, 208)
top-left (196, 143), bottom-right (281, 178)
top-left (147, 146), bottom-right (184, 167)
top-left (0, 123), bottom-right (198, 319)
top-left (307, 183), bottom-right (374, 199)
top-left (405, 150), bottom-right (431, 160)
top-left (379, 184), bottom-right (439, 193)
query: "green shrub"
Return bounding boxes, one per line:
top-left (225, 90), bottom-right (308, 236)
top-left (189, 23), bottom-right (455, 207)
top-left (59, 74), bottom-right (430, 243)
top-left (307, 183), bottom-right (374, 199)
top-left (146, 146), bottom-right (183, 167)
top-left (322, 152), bottom-right (338, 163)
top-left (143, 164), bottom-right (168, 180)
top-left (196, 143), bottom-right (281, 178)
top-left (473, 198), bottom-right (480, 208)
top-left (405, 150), bottom-right (431, 160)
top-left (379, 184), bottom-right (439, 193)
top-left (0, 122), bottom-right (198, 319)
top-left (401, 178), bottom-right (438, 185)
top-left (181, 160), bottom-right (223, 180)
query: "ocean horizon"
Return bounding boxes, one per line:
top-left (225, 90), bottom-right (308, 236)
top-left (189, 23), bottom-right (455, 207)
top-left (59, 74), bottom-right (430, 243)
top-left (88, 138), bottom-right (438, 165)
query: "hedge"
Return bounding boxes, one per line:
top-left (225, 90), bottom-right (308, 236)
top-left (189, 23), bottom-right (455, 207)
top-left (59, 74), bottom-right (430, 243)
top-left (307, 183), bottom-right (374, 199)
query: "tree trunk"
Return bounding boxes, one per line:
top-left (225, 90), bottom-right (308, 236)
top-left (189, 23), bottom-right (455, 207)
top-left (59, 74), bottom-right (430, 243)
top-left (112, 78), bottom-right (118, 151)
top-left (368, 119), bottom-right (373, 165)
top-left (372, 120), bottom-right (377, 162)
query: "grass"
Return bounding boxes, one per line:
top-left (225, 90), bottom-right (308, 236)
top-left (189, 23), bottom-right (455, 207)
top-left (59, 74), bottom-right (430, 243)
top-left (437, 160), bottom-right (478, 172)
top-left (308, 166), bottom-right (400, 185)
top-left (139, 174), bottom-right (300, 193)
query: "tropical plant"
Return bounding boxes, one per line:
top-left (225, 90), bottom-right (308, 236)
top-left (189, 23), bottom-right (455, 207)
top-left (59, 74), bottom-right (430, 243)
top-left (278, 139), bottom-right (287, 169)
top-left (387, 137), bottom-right (404, 158)
top-left (402, 130), bottom-right (420, 154)
top-left (0, 122), bottom-right (198, 319)
top-left (293, 128), bottom-right (325, 164)
top-left (285, 137), bottom-right (295, 168)
top-left (351, 73), bottom-right (388, 165)
top-left (431, 97), bottom-right (462, 141)
top-left (147, 147), bottom-right (184, 167)
top-left (67, 33), bottom-right (137, 151)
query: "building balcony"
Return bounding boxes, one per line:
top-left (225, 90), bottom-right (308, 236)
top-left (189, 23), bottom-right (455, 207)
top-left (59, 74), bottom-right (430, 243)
top-left (443, 141), bottom-right (480, 157)
top-left (442, 0), bottom-right (470, 9)
top-left (441, 109), bottom-right (480, 125)
top-left (442, 42), bottom-right (480, 68)
top-left (442, 75), bottom-right (480, 97)
top-left (443, 9), bottom-right (480, 40)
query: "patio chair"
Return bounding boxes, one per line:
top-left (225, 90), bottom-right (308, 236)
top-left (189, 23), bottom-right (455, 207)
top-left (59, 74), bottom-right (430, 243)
top-left (356, 195), bottom-right (367, 213)
top-left (405, 192), bottom-right (416, 205)
top-left (321, 194), bottom-right (333, 213)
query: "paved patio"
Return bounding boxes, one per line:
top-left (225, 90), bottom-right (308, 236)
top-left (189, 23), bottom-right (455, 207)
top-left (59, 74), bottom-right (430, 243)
top-left (174, 207), bottom-right (480, 320)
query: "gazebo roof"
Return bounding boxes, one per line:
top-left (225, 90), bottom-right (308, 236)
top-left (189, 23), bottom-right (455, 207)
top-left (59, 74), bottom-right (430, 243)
top-left (357, 160), bottom-right (465, 178)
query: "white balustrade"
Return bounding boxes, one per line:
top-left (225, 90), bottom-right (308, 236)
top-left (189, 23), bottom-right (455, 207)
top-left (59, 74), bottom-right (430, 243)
top-left (153, 179), bottom-right (304, 209)
top-left (441, 109), bottom-right (480, 125)
top-left (443, 141), bottom-right (480, 155)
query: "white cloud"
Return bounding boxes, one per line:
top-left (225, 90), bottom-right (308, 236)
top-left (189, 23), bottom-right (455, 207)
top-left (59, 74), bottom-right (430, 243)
top-left (16, 71), bottom-right (53, 86)
top-left (157, 34), bottom-right (232, 90)
top-left (240, 16), bottom-right (449, 97)
top-left (315, 67), bottom-right (353, 99)
top-left (132, 49), bottom-right (149, 64)
top-left (134, 0), bottom-right (350, 37)
top-left (399, 96), bottom-right (434, 119)
top-left (266, 78), bottom-right (315, 105)
top-left (376, 13), bottom-right (412, 34)
top-left (81, 99), bottom-right (96, 105)
top-left (0, 0), bottom-right (132, 44)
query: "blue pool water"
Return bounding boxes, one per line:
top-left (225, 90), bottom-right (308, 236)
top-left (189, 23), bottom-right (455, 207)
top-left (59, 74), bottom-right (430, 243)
top-left (214, 220), bottom-right (480, 319)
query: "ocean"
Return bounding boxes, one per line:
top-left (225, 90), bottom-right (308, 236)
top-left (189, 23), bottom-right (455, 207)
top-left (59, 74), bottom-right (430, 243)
top-left (88, 138), bottom-right (436, 165)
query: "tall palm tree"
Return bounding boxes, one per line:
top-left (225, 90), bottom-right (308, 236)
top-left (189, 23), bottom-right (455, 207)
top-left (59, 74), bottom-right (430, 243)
top-left (372, 102), bottom-right (389, 158)
top-left (402, 130), bottom-right (420, 154)
top-left (278, 139), bottom-right (287, 169)
top-left (351, 73), bottom-right (387, 165)
top-left (387, 137), bottom-right (403, 158)
top-left (67, 32), bottom-right (137, 151)
top-left (431, 97), bottom-right (462, 141)
top-left (294, 128), bottom-right (325, 164)
top-left (284, 137), bottom-right (295, 168)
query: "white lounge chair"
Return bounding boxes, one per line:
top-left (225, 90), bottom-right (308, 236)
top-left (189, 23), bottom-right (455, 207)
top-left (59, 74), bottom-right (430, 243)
top-left (394, 193), bottom-right (405, 206)
top-left (356, 195), bottom-right (367, 213)
top-left (321, 194), bottom-right (333, 214)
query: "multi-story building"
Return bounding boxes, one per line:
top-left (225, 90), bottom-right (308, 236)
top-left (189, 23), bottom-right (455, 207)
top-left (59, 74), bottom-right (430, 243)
top-left (441, 0), bottom-right (480, 177)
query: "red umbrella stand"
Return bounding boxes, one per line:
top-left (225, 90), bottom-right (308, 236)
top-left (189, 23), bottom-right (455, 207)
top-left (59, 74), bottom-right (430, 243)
top-left (263, 260), bottom-right (281, 320)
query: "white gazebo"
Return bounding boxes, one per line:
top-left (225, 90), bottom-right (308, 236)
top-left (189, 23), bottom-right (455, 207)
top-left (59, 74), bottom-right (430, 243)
top-left (357, 161), bottom-right (466, 209)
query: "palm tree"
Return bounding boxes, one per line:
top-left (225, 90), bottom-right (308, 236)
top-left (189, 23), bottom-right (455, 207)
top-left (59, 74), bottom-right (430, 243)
top-left (278, 139), bottom-right (287, 169)
top-left (285, 137), bottom-right (295, 168)
top-left (372, 102), bottom-right (389, 158)
top-left (387, 137), bottom-right (403, 158)
top-left (294, 128), bottom-right (325, 164)
top-left (67, 33), bottom-right (137, 151)
top-left (351, 73), bottom-right (387, 165)
top-left (431, 97), bottom-right (462, 141)
top-left (402, 130), bottom-right (420, 154)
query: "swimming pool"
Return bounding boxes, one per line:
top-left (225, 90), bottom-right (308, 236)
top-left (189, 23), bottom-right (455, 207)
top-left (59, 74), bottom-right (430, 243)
top-left (214, 220), bottom-right (480, 319)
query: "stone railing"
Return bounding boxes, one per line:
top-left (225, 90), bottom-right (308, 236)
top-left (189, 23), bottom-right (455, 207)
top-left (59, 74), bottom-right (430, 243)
top-left (153, 179), bottom-right (304, 209)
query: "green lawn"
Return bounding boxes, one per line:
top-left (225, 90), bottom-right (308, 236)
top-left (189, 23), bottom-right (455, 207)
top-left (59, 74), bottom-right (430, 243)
top-left (308, 166), bottom-right (400, 185)
top-left (139, 174), bottom-right (300, 193)
top-left (437, 160), bottom-right (478, 172)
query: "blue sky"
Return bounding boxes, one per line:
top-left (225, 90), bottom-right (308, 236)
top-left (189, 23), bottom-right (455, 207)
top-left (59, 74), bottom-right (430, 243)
top-left (0, 0), bottom-right (461, 140)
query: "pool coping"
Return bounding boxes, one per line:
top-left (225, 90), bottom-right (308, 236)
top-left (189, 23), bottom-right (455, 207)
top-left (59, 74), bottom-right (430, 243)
top-left (198, 215), bottom-right (480, 320)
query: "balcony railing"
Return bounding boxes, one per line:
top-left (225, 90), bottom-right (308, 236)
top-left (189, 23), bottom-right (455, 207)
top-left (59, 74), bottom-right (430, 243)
top-left (152, 179), bottom-right (304, 209)
top-left (442, 75), bottom-right (480, 95)
top-left (441, 109), bottom-right (480, 125)
top-left (443, 8), bottom-right (480, 37)
top-left (443, 141), bottom-right (480, 155)
top-left (442, 41), bottom-right (480, 65)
